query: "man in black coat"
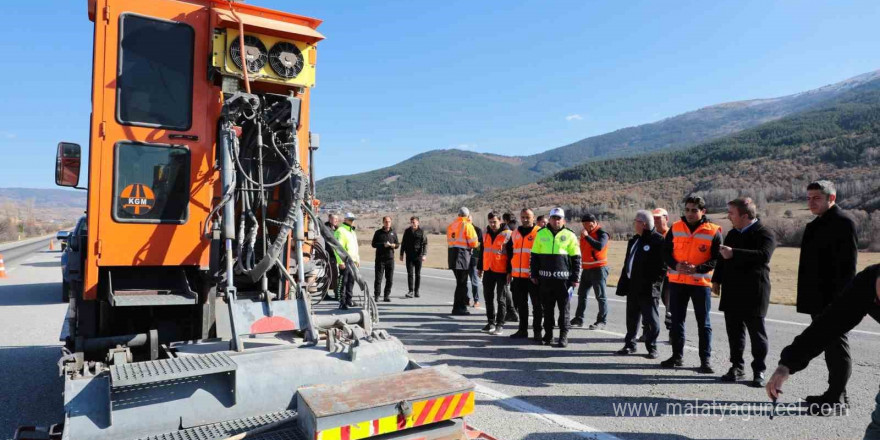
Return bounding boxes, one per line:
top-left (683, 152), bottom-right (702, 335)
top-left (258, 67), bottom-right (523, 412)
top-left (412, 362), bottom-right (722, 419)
top-left (797, 180), bottom-right (858, 409)
top-left (767, 264), bottom-right (879, 424)
top-left (615, 210), bottom-right (666, 359)
top-left (400, 216), bottom-right (428, 298)
top-left (371, 216), bottom-right (399, 302)
top-left (711, 197), bottom-right (776, 387)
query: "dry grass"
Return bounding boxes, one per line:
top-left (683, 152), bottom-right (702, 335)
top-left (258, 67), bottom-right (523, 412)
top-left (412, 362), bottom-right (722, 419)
top-left (356, 231), bottom-right (880, 306)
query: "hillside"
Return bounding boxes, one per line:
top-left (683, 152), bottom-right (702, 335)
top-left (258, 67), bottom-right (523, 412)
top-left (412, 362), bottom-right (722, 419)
top-left (0, 188), bottom-right (85, 241)
top-left (317, 70), bottom-right (880, 202)
top-left (471, 80), bottom-right (880, 214)
top-left (316, 149), bottom-right (540, 202)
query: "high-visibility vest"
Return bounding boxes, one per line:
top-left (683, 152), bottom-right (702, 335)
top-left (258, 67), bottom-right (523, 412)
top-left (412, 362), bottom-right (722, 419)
top-left (510, 226), bottom-right (539, 278)
top-left (667, 219), bottom-right (721, 287)
top-left (446, 217), bottom-right (477, 250)
top-left (580, 227), bottom-right (609, 269)
top-left (482, 228), bottom-right (512, 273)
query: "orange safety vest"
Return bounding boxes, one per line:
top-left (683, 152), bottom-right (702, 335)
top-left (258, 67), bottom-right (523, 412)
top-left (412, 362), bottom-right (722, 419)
top-left (580, 227), bottom-right (609, 269)
top-left (482, 228), bottom-right (512, 273)
top-left (510, 226), bottom-right (539, 278)
top-left (667, 219), bottom-right (721, 287)
top-left (446, 217), bottom-right (477, 250)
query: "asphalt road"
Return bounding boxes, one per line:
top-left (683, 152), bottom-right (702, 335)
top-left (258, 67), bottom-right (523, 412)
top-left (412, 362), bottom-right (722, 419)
top-left (1, 246), bottom-right (878, 440)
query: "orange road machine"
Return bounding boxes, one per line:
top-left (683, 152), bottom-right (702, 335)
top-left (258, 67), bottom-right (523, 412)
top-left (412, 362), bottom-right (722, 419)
top-left (23, 1), bottom-right (477, 439)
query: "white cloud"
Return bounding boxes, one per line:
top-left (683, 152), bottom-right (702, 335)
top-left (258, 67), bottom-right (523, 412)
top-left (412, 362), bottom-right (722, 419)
top-left (451, 143), bottom-right (478, 151)
top-left (565, 114), bottom-right (583, 121)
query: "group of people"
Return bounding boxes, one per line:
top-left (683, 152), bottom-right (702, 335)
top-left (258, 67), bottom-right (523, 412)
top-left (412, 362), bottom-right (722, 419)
top-left (325, 179), bottom-right (880, 437)
top-left (324, 212), bottom-right (428, 309)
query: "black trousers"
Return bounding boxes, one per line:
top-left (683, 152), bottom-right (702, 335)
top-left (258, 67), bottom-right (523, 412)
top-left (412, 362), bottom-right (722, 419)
top-left (503, 283), bottom-right (517, 317)
top-left (724, 312), bottom-right (768, 374)
top-left (404, 254), bottom-right (423, 294)
top-left (511, 277), bottom-right (542, 335)
top-left (540, 279), bottom-right (571, 340)
top-left (451, 269), bottom-right (470, 313)
top-left (483, 271), bottom-right (508, 325)
top-left (812, 313), bottom-right (852, 398)
top-left (669, 283), bottom-right (713, 361)
top-left (340, 267), bottom-right (355, 305)
top-left (374, 259), bottom-right (394, 298)
top-left (625, 294), bottom-right (660, 352)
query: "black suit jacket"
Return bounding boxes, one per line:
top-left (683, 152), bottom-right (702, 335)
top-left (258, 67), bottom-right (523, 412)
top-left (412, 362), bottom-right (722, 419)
top-left (616, 231), bottom-right (666, 298)
top-left (712, 220), bottom-right (777, 317)
top-left (796, 204), bottom-right (858, 315)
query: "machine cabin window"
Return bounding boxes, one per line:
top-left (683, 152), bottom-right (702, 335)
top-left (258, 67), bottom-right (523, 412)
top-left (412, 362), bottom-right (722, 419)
top-left (114, 142), bottom-right (189, 223)
top-left (116, 14), bottom-right (194, 130)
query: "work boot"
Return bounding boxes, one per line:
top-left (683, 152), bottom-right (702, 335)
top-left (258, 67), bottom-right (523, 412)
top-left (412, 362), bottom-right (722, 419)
top-left (383, 296), bottom-right (391, 303)
top-left (750, 372), bottom-right (766, 388)
top-left (554, 336), bottom-right (568, 348)
top-left (616, 346), bottom-right (636, 355)
top-left (569, 318), bottom-right (584, 328)
top-left (661, 356), bottom-right (683, 368)
top-left (491, 325), bottom-right (504, 336)
top-left (481, 324), bottom-right (495, 333)
top-left (646, 350), bottom-right (659, 360)
top-left (510, 330), bottom-right (529, 339)
top-left (588, 322), bottom-right (606, 330)
top-left (697, 361), bottom-right (715, 374)
top-left (720, 367), bottom-right (745, 382)
top-left (405, 291), bottom-right (415, 298)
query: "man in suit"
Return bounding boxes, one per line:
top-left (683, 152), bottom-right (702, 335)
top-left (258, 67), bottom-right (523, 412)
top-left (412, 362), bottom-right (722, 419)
top-left (796, 180), bottom-right (858, 411)
top-left (712, 197), bottom-right (777, 387)
top-left (616, 210), bottom-right (667, 359)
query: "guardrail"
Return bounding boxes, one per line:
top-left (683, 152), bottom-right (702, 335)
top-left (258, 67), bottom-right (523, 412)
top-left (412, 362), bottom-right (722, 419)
top-left (0, 234), bottom-right (55, 252)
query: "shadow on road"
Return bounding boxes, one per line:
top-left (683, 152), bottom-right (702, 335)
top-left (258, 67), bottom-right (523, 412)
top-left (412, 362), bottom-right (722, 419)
top-left (0, 283), bottom-right (63, 306)
top-left (20, 261), bottom-right (62, 268)
top-left (0, 346), bottom-right (64, 438)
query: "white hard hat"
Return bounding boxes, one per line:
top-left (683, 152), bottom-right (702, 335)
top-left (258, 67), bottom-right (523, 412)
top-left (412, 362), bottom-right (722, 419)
top-left (344, 212), bottom-right (357, 220)
top-left (549, 207), bottom-right (565, 218)
top-left (652, 208), bottom-right (668, 217)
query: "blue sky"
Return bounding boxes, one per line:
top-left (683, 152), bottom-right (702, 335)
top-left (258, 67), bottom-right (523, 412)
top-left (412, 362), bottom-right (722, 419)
top-left (1, 0), bottom-right (879, 188)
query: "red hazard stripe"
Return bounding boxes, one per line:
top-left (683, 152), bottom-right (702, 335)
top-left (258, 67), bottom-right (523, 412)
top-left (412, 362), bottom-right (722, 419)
top-left (397, 413), bottom-right (406, 429)
top-left (415, 398), bottom-right (437, 426)
top-left (451, 392), bottom-right (471, 418)
top-left (372, 419), bottom-right (379, 434)
top-left (340, 425), bottom-right (350, 440)
top-left (432, 395), bottom-right (455, 423)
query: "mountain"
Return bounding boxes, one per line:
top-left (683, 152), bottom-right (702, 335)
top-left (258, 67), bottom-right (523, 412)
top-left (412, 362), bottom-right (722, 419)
top-left (470, 78), bottom-right (880, 213)
top-left (316, 149), bottom-right (540, 202)
top-left (0, 187), bottom-right (87, 224)
top-left (317, 70), bottom-right (880, 202)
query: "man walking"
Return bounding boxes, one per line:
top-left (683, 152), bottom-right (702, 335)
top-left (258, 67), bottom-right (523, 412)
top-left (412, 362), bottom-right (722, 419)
top-left (479, 212), bottom-right (512, 335)
top-left (469, 216), bottom-right (483, 308)
top-left (571, 214), bottom-right (610, 330)
top-left (507, 209), bottom-right (542, 341)
top-left (324, 213), bottom-right (341, 300)
top-left (530, 208), bottom-right (581, 348)
top-left (796, 180), bottom-right (858, 410)
top-left (371, 216), bottom-right (399, 302)
top-left (447, 207), bottom-right (479, 315)
top-left (767, 264), bottom-right (878, 423)
top-left (712, 197), bottom-right (776, 387)
top-left (615, 210), bottom-right (666, 359)
top-left (662, 195), bottom-right (722, 373)
top-left (401, 216), bottom-right (428, 298)
top-left (334, 213), bottom-right (360, 310)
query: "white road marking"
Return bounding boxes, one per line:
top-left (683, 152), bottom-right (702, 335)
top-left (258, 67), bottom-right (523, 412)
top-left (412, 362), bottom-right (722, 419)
top-left (379, 268), bottom-right (880, 337)
top-left (474, 383), bottom-right (624, 440)
top-left (419, 360), bottom-right (622, 440)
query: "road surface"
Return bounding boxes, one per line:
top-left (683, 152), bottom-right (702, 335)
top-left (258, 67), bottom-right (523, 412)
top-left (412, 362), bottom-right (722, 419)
top-left (1, 244), bottom-right (878, 439)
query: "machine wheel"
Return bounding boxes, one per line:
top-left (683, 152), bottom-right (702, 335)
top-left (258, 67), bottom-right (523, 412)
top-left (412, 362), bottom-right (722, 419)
top-left (61, 281), bottom-right (70, 303)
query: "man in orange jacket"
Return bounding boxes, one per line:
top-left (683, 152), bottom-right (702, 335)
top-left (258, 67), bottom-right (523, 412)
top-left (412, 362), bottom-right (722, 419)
top-left (506, 208), bottom-right (542, 341)
top-left (571, 214), bottom-right (611, 330)
top-left (661, 195), bottom-right (723, 373)
top-left (479, 212), bottom-right (512, 335)
top-left (447, 207), bottom-right (479, 315)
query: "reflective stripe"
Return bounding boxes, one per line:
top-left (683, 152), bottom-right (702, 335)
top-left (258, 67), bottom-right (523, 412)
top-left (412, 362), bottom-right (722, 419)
top-left (512, 267), bottom-right (529, 273)
top-left (583, 259), bottom-right (607, 266)
top-left (513, 248), bottom-right (532, 254)
top-left (672, 232), bottom-right (689, 237)
top-left (693, 233), bottom-right (716, 241)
